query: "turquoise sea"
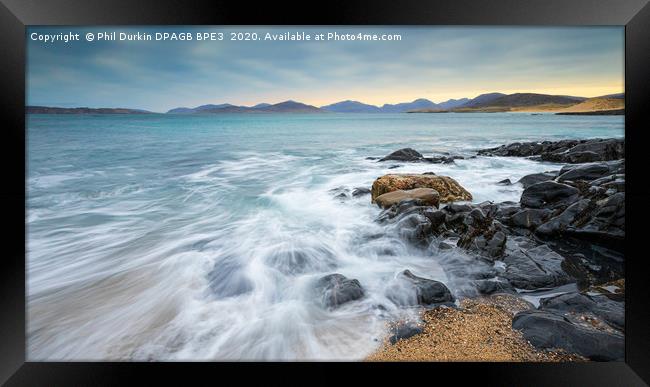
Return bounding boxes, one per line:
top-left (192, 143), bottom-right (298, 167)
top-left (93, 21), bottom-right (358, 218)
top-left (26, 112), bottom-right (624, 360)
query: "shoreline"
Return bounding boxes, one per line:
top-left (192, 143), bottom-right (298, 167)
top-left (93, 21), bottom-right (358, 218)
top-left (366, 294), bottom-right (586, 362)
top-left (360, 138), bottom-right (625, 362)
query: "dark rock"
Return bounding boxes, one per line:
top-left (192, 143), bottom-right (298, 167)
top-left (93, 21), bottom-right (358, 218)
top-left (423, 155), bottom-right (464, 164)
top-left (474, 279), bottom-right (515, 295)
top-left (502, 242), bottom-right (571, 290)
top-left (423, 209), bottom-right (447, 230)
top-left (264, 246), bottom-right (338, 276)
top-left (389, 323), bottom-right (424, 344)
top-left (351, 187), bottom-right (371, 197)
top-left (539, 292), bottom-right (624, 331)
top-left (379, 148), bottom-right (423, 162)
top-left (394, 213), bottom-right (434, 245)
top-left (443, 203), bottom-right (473, 214)
top-left (314, 273), bottom-right (364, 309)
top-left (479, 138), bottom-right (624, 164)
top-left (438, 241), bottom-right (454, 250)
top-left (423, 171), bottom-right (436, 175)
top-left (517, 171), bottom-right (559, 189)
top-left (569, 193), bottom-right (624, 242)
top-left (508, 208), bottom-right (553, 229)
top-left (535, 199), bottom-right (591, 236)
top-left (542, 138), bottom-right (624, 164)
top-left (557, 163), bottom-right (612, 182)
top-left (497, 178), bottom-right (512, 186)
top-left (512, 309), bottom-right (624, 361)
top-left (388, 270), bottom-right (454, 306)
top-left (329, 187), bottom-right (350, 200)
top-left (520, 181), bottom-right (580, 209)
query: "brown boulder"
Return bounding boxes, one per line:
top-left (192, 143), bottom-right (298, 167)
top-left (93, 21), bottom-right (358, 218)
top-left (371, 174), bottom-right (472, 203)
top-left (374, 188), bottom-right (440, 209)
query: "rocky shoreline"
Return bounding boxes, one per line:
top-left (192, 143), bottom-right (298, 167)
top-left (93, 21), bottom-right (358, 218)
top-left (323, 137), bottom-right (625, 361)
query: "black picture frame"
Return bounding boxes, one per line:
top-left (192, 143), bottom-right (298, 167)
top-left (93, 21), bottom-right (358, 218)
top-left (2, 0), bottom-right (649, 385)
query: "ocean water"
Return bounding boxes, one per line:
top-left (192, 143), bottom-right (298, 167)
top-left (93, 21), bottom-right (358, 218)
top-left (26, 112), bottom-right (624, 360)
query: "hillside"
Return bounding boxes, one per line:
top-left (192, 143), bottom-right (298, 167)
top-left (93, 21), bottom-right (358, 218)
top-left (321, 100), bottom-right (382, 113)
top-left (470, 93), bottom-right (585, 109)
top-left (556, 97), bottom-right (624, 113)
top-left (167, 100), bottom-right (323, 114)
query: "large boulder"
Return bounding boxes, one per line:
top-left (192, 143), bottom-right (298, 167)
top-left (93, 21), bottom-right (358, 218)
top-left (512, 309), bottom-right (624, 361)
top-left (374, 188), bottom-right (440, 209)
top-left (508, 208), bottom-right (553, 229)
top-left (520, 181), bottom-right (580, 209)
top-left (517, 171), bottom-right (559, 189)
top-left (539, 292), bottom-right (624, 331)
top-left (379, 148), bottom-right (423, 162)
top-left (535, 193), bottom-right (624, 245)
top-left (502, 242), bottom-right (571, 290)
top-left (314, 274), bottom-right (364, 309)
top-left (557, 163), bottom-right (613, 182)
top-left (387, 270), bottom-right (454, 306)
top-left (371, 174), bottom-right (472, 203)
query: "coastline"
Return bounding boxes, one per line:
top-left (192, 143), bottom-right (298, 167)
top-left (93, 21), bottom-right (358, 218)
top-left (366, 294), bottom-right (586, 362)
top-left (360, 138), bottom-right (625, 362)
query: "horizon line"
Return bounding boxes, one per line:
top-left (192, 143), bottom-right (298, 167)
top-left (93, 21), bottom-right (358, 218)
top-left (29, 89), bottom-right (625, 113)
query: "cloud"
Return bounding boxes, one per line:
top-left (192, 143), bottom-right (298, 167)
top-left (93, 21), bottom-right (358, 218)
top-left (27, 26), bottom-right (623, 112)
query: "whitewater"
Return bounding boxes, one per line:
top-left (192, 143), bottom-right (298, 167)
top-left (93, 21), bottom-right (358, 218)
top-left (26, 112), bottom-right (624, 360)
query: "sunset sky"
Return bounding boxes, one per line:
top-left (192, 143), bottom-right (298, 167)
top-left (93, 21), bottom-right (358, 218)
top-left (27, 26), bottom-right (624, 112)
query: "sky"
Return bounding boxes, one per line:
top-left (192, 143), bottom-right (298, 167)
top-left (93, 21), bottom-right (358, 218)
top-left (27, 26), bottom-right (624, 112)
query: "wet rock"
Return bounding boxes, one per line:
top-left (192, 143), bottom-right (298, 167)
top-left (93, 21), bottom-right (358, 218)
top-left (329, 187), bottom-right (350, 200)
top-left (569, 193), bottom-right (624, 242)
top-left (478, 138), bottom-right (624, 164)
top-left (512, 309), bottom-right (624, 361)
top-left (438, 241), bottom-right (454, 250)
top-left (351, 187), bottom-right (371, 197)
top-left (423, 155), bottom-right (464, 164)
top-left (539, 292), bottom-right (624, 331)
top-left (389, 323), bottom-right (423, 344)
top-left (473, 279), bottom-right (515, 295)
top-left (502, 242), bottom-right (571, 290)
top-left (508, 208), bottom-right (553, 229)
top-left (443, 203), bottom-right (474, 214)
top-left (520, 181), bottom-right (580, 209)
top-left (371, 174), bottom-right (472, 203)
top-left (379, 148), bottom-right (423, 162)
top-left (314, 273), bottom-right (365, 309)
top-left (374, 188), bottom-right (440, 209)
top-left (557, 163), bottom-right (612, 182)
top-left (517, 171), bottom-right (559, 189)
top-left (542, 138), bottom-right (624, 164)
top-left (496, 178), bottom-right (512, 186)
top-left (423, 208), bottom-right (447, 230)
top-left (394, 212), bottom-right (434, 245)
top-left (264, 245), bottom-right (338, 275)
top-left (535, 193), bottom-right (624, 245)
top-left (388, 270), bottom-right (454, 306)
top-left (535, 199), bottom-right (592, 236)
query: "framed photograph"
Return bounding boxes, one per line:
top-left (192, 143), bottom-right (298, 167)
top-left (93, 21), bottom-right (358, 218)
top-left (2, 0), bottom-right (649, 384)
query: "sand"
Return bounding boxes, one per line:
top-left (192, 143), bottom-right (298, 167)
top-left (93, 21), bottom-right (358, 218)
top-left (365, 294), bottom-right (586, 362)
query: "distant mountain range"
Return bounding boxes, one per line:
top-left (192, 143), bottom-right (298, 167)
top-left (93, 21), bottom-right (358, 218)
top-left (27, 92), bottom-right (624, 115)
top-left (167, 100), bottom-right (321, 114)
top-left (320, 97), bottom-right (470, 113)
